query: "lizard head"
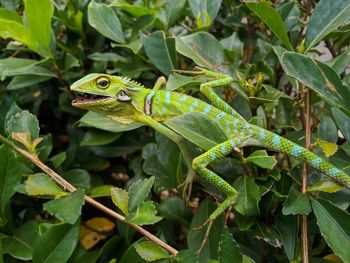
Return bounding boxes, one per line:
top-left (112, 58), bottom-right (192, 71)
top-left (70, 73), bottom-right (144, 124)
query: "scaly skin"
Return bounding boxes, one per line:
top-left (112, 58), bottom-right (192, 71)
top-left (70, 68), bottom-right (350, 252)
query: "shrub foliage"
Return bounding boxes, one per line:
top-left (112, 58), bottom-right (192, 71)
top-left (1, 0), bottom-right (350, 262)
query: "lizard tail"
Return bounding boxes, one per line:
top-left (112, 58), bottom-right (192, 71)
top-left (257, 129), bottom-right (350, 188)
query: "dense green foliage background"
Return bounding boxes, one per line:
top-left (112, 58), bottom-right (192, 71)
top-left (1, 0), bottom-right (350, 262)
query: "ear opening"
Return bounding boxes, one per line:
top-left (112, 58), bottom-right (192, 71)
top-left (117, 90), bottom-right (131, 102)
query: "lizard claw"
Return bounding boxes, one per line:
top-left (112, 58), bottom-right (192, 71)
top-left (177, 170), bottom-right (195, 205)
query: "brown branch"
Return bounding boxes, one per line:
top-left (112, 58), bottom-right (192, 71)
top-left (243, 17), bottom-right (255, 64)
top-left (301, 88), bottom-right (311, 263)
top-left (0, 134), bottom-right (178, 256)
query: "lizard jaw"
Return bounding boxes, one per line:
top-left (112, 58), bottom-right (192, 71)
top-left (72, 93), bottom-right (111, 105)
top-left (72, 93), bottom-right (111, 107)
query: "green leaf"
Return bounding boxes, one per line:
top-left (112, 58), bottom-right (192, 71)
top-left (246, 1), bottom-right (293, 50)
top-left (165, 0), bottom-right (186, 26)
top-left (188, 198), bottom-right (224, 261)
top-left (166, 73), bottom-right (200, 91)
top-left (2, 220), bottom-right (39, 260)
top-left (305, 0), bottom-right (350, 52)
top-left (316, 139), bottom-right (338, 157)
top-left (0, 8), bottom-right (21, 22)
top-left (318, 115), bottom-right (338, 143)
top-left (280, 52), bottom-right (350, 117)
top-left (7, 75), bottom-right (52, 90)
top-left (158, 197), bottom-right (191, 225)
top-left (43, 189), bottom-right (85, 224)
top-left (243, 255), bottom-right (255, 263)
top-left (252, 222), bottom-right (282, 248)
top-left (188, 0), bottom-right (222, 27)
top-left (88, 52), bottom-right (127, 63)
top-left (276, 214), bottom-right (298, 261)
top-left (111, 2), bottom-right (156, 17)
top-left (142, 134), bottom-right (182, 192)
top-left (49, 152), bottom-right (66, 169)
top-left (277, 1), bottom-right (300, 32)
top-left (311, 198), bottom-right (350, 262)
top-left (246, 150), bottom-right (277, 169)
top-left (88, 1), bottom-right (125, 43)
top-left (282, 187), bottom-right (311, 215)
top-left (165, 113), bottom-right (227, 150)
top-left (176, 32), bottom-right (235, 75)
top-left (326, 50), bottom-right (350, 75)
top-left (128, 176), bottom-right (155, 212)
top-left (63, 169), bottom-right (91, 190)
top-left (234, 213), bottom-right (255, 231)
top-left (69, 236), bottom-right (120, 263)
top-left (0, 145), bottom-right (21, 226)
top-left (111, 187), bottom-right (129, 216)
top-left (220, 32), bottom-right (244, 61)
top-left (120, 241), bottom-right (149, 263)
top-left (233, 176), bottom-right (260, 216)
top-left (332, 108), bottom-right (350, 142)
top-left (0, 57), bottom-right (54, 81)
top-left (111, 39), bottom-right (143, 54)
top-left (79, 111), bottom-right (143, 133)
top-left (218, 228), bottom-right (242, 263)
top-left (80, 129), bottom-right (121, 146)
top-left (32, 221), bottom-right (80, 263)
top-left (6, 110), bottom-right (39, 139)
top-left (25, 173), bottom-right (67, 198)
top-left (88, 185), bottom-right (113, 198)
top-left (11, 132), bottom-right (42, 154)
top-left (134, 241), bottom-right (169, 261)
top-left (307, 180), bottom-right (342, 193)
top-left (141, 31), bottom-right (177, 76)
top-left (23, 0), bottom-right (53, 57)
top-left (175, 249), bottom-right (199, 263)
top-left (0, 17), bottom-right (39, 55)
top-left (126, 201), bottom-right (162, 225)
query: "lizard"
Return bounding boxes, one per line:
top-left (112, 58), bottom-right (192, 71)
top-left (70, 67), bottom-right (350, 252)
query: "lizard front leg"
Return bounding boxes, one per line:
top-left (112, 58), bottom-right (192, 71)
top-left (153, 76), bottom-right (167, 91)
top-left (192, 136), bottom-right (251, 253)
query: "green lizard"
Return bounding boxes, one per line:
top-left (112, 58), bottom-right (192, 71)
top-left (70, 67), bottom-right (350, 251)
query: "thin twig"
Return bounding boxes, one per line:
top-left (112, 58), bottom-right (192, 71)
top-left (301, 88), bottom-right (311, 263)
top-left (0, 134), bottom-right (178, 256)
top-left (243, 17), bottom-right (255, 64)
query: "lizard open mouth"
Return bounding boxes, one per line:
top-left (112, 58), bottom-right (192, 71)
top-left (72, 93), bottom-right (110, 104)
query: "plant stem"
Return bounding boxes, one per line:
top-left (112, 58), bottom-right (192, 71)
top-left (0, 134), bottom-right (178, 256)
top-left (301, 88), bottom-right (311, 263)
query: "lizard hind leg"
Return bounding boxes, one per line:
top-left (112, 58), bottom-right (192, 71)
top-left (192, 138), bottom-right (246, 253)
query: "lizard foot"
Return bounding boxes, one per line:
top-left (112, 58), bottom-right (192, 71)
top-left (177, 170), bottom-right (195, 205)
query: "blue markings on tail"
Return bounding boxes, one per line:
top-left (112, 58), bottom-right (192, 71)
top-left (272, 135), bottom-right (281, 149)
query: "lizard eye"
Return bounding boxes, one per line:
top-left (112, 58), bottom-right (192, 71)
top-left (97, 78), bottom-right (109, 89)
top-left (117, 90), bottom-right (131, 102)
